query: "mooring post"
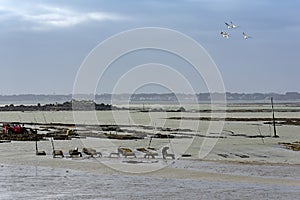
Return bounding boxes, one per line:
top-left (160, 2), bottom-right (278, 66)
top-left (271, 97), bottom-right (279, 138)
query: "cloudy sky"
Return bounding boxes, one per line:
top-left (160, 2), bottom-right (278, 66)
top-left (0, 0), bottom-right (299, 94)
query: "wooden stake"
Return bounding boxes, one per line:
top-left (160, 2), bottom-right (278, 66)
top-left (35, 133), bottom-right (38, 154)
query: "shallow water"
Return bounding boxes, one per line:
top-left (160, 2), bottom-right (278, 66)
top-left (1, 164), bottom-right (300, 200)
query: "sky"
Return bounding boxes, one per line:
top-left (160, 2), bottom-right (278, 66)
top-left (0, 0), bottom-right (299, 94)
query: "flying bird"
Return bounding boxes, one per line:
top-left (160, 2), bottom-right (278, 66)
top-left (225, 21), bottom-right (239, 29)
top-left (221, 31), bottom-right (229, 38)
top-left (225, 22), bottom-right (232, 29)
top-left (242, 32), bottom-right (252, 39)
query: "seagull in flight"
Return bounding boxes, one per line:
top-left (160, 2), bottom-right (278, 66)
top-left (225, 21), bottom-right (239, 29)
top-left (242, 32), bottom-right (252, 39)
top-left (221, 31), bottom-right (229, 38)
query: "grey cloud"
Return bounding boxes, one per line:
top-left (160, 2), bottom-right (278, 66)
top-left (0, 1), bottom-right (128, 31)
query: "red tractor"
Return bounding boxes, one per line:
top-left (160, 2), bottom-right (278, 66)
top-left (3, 123), bottom-right (28, 134)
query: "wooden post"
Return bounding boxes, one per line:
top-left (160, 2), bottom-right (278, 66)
top-left (271, 97), bottom-right (279, 138)
top-left (148, 136), bottom-right (153, 148)
top-left (35, 135), bottom-right (38, 154)
top-left (50, 137), bottom-right (55, 151)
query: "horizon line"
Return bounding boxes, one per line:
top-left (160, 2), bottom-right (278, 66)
top-left (0, 91), bottom-right (299, 96)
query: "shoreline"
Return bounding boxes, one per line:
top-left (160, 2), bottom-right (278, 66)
top-left (1, 100), bottom-right (300, 112)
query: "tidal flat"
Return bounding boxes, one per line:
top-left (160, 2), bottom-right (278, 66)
top-left (0, 103), bottom-right (300, 199)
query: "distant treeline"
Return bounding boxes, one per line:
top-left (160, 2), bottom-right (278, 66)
top-left (0, 92), bottom-right (300, 103)
top-left (0, 100), bottom-right (113, 111)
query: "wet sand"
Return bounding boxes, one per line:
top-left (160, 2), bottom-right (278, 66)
top-left (0, 138), bottom-right (300, 199)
